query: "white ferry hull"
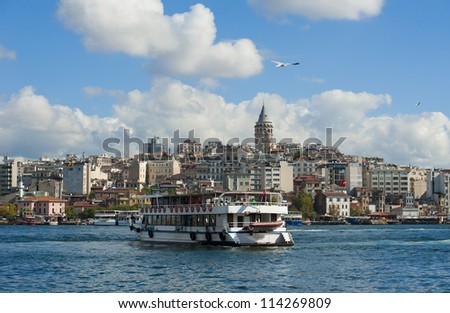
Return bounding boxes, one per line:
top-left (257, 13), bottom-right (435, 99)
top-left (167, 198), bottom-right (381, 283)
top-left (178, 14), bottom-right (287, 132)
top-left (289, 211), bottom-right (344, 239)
top-left (135, 228), bottom-right (293, 246)
top-left (93, 219), bottom-right (117, 226)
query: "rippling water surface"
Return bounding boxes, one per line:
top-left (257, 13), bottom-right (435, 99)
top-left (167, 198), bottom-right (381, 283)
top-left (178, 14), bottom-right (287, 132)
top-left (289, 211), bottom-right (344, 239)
top-left (1, 224), bottom-right (450, 292)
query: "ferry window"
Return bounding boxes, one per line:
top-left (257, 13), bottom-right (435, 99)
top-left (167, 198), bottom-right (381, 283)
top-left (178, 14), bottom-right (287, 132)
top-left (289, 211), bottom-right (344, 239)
top-left (182, 215), bottom-right (190, 226)
top-left (197, 215), bottom-right (204, 227)
top-left (271, 214), bottom-right (277, 222)
top-left (251, 214), bottom-right (261, 222)
top-left (227, 214), bottom-right (234, 226)
top-left (209, 214), bottom-right (216, 226)
top-left (237, 216), bottom-right (244, 227)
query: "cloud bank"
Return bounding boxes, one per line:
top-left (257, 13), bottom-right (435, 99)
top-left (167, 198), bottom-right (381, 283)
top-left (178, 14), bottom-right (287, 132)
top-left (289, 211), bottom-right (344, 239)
top-left (248, 0), bottom-right (385, 20)
top-left (0, 86), bottom-right (124, 158)
top-left (57, 0), bottom-right (263, 78)
top-left (2, 82), bottom-right (450, 168)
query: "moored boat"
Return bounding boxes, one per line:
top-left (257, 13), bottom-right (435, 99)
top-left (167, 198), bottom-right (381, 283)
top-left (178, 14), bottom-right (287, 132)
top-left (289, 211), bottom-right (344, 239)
top-left (282, 212), bottom-right (303, 226)
top-left (117, 210), bottom-right (139, 226)
top-left (130, 191), bottom-right (294, 247)
top-left (93, 210), bottom-right (118, 226)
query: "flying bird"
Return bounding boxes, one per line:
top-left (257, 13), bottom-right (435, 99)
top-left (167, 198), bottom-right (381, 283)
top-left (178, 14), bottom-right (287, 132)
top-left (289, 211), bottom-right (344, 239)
top-left (416, 102), bottom-right (421, 107)
top-left (271, 60), bottom-right (300, 68)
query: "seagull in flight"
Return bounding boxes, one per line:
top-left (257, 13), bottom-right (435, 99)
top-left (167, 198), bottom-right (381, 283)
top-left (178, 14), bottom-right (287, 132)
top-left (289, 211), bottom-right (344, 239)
top-left (271, 60), bottom-right (300, 68)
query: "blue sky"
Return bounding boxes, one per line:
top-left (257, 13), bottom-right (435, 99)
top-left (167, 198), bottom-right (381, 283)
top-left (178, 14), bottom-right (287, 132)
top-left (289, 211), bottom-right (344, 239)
top-left (1, 0), bottom-right (450, 167)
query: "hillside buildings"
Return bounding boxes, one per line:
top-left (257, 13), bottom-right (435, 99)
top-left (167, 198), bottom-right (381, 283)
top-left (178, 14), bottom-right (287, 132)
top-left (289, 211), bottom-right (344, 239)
top-left (1, 105), bottom-right (450, 221)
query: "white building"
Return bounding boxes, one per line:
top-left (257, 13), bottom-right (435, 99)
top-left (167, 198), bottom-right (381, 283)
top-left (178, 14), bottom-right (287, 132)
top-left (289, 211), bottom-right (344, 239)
top-left (346, 162), bottom-right (363, 192)
top-left (261, 161), bottom-right (293, 192)
top-left (63, 162), bottom-right (109, 195)
top-left (315, 191), bottom-right (351, 217)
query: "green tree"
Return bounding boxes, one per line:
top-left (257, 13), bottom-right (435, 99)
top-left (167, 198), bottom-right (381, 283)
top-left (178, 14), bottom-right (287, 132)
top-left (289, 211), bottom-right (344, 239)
top-left (64, 206), bottom-right (78, 220)
top-left (88, 191), bottom-right (96, 200)
top-left (141, 186), bottom-right (152, 195)
top-left (0, 203), bottom-right (17, 220)
top-left (79, 207), bottom-right (96, 220)
top-left (291, 192), bottom-right (315, 220)
top-left (350, 206), bottom-right (364, 216)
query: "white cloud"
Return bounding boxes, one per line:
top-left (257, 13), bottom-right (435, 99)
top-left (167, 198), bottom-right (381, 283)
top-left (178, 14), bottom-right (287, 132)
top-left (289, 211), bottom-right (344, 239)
top-left (57, 0), bottom-right (263, 78)
top-left (0, 86), bottom-right (124, 158)
top-left (2, 83), bottom-right (450, 167)
top-left (0, 45), bottom-right (16, 60)
top-left (248, 0), bottom-right (385, 20)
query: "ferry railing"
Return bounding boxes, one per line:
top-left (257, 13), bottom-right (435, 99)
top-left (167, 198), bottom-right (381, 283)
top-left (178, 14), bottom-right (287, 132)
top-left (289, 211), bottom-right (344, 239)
top-left (139, 200), bottom-right (287, 214)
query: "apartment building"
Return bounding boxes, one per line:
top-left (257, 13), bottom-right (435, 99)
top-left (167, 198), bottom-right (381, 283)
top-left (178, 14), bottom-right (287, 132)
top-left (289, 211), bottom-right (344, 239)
top-left (0, 157), bottom-right (18, 197)
top-left (369, 167), bottom-right (411, 195)
top-left (146, 159), bottom-right (181, 185)
top-left (63, 161), bottom-right (108, 195)
top-left (260, 161), bottom-right (293, 192)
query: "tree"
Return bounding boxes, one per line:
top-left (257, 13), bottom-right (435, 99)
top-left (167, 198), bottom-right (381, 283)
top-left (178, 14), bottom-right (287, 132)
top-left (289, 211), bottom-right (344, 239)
top-left (88, 191), bottom-right (96, 200)
top-left (350, 206), bottom-right (364, 216)
top-left (141, 186), bottom-right (152, 195)
top-left (0, 203), bottom-right (17, 220)
top-left (79, 207), bottom-right (96, 220)
top-left (64, 206), bottom-right (78, 220)
top-left (328, 204), bottom-right (340, 219)
top-left (291, 191), bottom-right (315, 220)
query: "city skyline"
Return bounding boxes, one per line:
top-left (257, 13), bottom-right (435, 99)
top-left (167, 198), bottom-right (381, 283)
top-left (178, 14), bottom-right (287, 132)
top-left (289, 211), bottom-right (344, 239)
top-left (1, 1), bottom-right (450, 168)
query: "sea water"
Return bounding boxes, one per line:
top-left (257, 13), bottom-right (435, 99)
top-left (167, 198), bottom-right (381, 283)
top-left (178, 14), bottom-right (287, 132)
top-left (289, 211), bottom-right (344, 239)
top-left (1, 224), bottom-right (449, 292)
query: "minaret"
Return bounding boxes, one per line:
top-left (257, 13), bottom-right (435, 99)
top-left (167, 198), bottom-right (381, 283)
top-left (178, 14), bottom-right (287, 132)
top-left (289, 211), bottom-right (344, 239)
top-left (254, 105), bottom-right (273, 153)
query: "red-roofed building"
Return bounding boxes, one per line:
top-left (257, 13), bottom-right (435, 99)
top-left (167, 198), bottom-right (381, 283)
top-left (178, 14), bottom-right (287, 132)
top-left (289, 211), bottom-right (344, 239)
top-left (16, 196), bottom-right (66, 217)
top-left (72, 201), bottom-right (98, 212)
top-left (293, 174), bottom-right (323, 196)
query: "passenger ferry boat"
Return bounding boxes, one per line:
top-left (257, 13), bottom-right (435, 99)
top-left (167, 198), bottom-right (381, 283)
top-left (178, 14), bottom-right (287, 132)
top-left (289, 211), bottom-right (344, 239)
top-left (129, 191), bottom-right (294, 246)
top-left (93, 210), bottom-right (119, 226)
top-left (93, 210), bottom-right (139, 226)
top-left (282, 212), bottom-right (303, 226)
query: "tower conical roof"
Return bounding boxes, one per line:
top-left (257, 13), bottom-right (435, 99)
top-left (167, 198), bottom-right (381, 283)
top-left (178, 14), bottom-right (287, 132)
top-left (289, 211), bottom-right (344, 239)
top-left (257, 105), bottom-right (271, 123)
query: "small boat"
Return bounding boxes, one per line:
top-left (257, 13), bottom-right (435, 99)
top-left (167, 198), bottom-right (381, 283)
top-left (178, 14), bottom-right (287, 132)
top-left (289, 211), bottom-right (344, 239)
top-left (20, 211), bottom-right (37, 225)
top-left (45, 216), bottom-right (59, 225)
top-left (282, 212), bottom-right (303, 226)
top-left (93, 210), bottom-right (118, 226)
top-left (21, 217), bottom-right (37, 225)
top-left (130, 191), bottom-right (294, 247)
